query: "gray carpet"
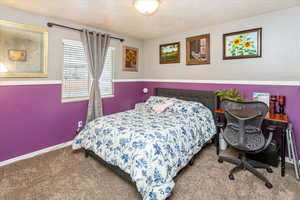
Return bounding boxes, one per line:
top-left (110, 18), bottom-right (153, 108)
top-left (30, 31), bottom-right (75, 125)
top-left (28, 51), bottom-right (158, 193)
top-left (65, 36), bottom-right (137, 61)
top-left (0, 145), bottom-right (299, 200)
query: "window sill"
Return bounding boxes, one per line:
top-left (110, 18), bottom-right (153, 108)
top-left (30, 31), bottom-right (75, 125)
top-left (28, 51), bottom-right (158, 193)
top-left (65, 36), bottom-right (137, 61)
top-left (62, 95), bottom-right (114, 103)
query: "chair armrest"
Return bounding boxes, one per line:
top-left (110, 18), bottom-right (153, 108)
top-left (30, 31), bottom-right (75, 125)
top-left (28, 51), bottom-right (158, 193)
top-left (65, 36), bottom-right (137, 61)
top-left (216, 122), bottom-right (226, 128)
top-left (266, 125), bottom-right (277, 132)
top-left (261, 125), bottom-right (276, 151)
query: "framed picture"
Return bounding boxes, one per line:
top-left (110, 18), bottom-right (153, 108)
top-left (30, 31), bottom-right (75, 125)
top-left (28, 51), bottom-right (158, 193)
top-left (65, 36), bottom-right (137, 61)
top-left (123, 46), bottom-right (138, 72)
top-left (253, 92), bottom-right (270, 107)
top-left (186, 34), bottom-right (210, 65)
top-left (0, 20), bottom-right (48, 77)
top-left (159, 42), bottom-right (180, 64)
top-left (223, 28), bottom-right (262, 60)
top-left (8, 50), bottom-right (27, 62)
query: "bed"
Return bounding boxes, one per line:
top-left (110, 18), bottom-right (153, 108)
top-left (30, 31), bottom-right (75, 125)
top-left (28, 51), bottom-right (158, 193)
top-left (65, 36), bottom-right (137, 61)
top-left (72, 88), bottom-right (217, 200)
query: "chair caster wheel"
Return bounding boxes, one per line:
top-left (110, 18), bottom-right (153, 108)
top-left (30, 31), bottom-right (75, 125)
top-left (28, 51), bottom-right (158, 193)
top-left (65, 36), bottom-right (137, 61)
top-left (266, 168), bottom-right (273, 173)
top-left (265, 182), bottom-right (273, 189)
top-left (218, 158), bottom-right (223, 163)
top-left (228, 174), bottom-right (235, 180)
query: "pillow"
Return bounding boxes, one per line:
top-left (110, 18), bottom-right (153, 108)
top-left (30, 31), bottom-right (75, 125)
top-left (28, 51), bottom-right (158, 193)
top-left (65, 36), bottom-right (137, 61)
top-left (152, 100), bottom-right (173, 113)
top-left (145, 96), bottom-right (208, 115)
top-left (145, 96), bottom-right (172, 105)
top-left (167, 98), bottom-right (207, 115)
top-left (135, 102), bottom-right (146, 112)
top-left (144, 96), bottom-right (173, 111)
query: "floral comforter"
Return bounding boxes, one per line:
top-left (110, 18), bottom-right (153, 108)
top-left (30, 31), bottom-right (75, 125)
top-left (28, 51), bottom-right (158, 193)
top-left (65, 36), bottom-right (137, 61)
top-left (73, 98), bottom-right (216, 200)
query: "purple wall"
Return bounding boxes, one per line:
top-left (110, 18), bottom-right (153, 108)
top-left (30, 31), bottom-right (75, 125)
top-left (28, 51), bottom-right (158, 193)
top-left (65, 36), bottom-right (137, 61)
top-left (0, 82), bottom-right (144, 162)
top-left (143, 81), bottom-right (300, 155)
top-left (1, 80), bottom-right (299, 162)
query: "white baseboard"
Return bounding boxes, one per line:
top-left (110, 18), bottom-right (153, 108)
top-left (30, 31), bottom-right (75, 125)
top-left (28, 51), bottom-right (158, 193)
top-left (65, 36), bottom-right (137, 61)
top-left (0, 140), bottom-right (73, 167)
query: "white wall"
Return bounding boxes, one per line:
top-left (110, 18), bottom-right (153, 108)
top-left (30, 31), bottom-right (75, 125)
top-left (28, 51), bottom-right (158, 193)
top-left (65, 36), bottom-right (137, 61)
top-left (0, 5), bottom-right (144, 82)
top-left (2, 5), bottom-right (300, 82)
top-left (142, 6), bottom-right (300, 81)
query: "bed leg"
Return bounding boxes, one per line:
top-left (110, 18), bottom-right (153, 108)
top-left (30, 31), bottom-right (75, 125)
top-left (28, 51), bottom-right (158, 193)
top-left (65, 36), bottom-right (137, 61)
top-left (85, 150), bottom-right (89, 158)
top-left (189, 158), bottom-right (194, 166)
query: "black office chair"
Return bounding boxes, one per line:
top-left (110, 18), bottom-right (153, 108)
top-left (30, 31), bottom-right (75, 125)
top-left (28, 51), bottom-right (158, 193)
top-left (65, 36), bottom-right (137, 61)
top-left (218, 100), bottom-right (275, 189)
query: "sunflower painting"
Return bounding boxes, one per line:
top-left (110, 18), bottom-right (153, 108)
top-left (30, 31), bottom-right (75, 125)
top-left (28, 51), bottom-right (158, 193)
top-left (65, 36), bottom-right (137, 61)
top-left (123, 46), bottom-right (138, 72)
top-left (223, 28), bottom-right (262, 59)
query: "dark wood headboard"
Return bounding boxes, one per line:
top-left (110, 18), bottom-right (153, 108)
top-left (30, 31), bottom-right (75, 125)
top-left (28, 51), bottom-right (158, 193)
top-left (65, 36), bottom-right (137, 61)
top-left (154, 88), bottom-right (217, 113)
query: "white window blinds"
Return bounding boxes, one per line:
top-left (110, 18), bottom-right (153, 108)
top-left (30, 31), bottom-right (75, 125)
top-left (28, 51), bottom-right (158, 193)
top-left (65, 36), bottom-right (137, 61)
top-left (100, 47), bottom-right (114, 96)
top-left (62, 39), bottom-right (114, 100)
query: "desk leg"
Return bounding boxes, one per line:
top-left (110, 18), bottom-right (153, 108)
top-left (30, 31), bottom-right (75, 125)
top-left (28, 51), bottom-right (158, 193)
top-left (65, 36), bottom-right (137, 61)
top-left (281, 129), bottom-right (286, 177)
top-left (216, 127), bottom-right (220, 155)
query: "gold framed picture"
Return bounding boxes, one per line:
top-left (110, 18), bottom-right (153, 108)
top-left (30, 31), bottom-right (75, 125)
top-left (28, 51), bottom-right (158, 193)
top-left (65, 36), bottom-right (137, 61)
top-left (0, 20), bottom-right (48, 77)
top-left (123, 46), bottom-right (138, 72)
top-left (8, 50), bottom-right (27, 62)
top-left (186, 34), bottom-right (210, 65)
top-left (159, 42), bottom-right (180, 64)
top-left (223, 28), bottom-right (262, 60)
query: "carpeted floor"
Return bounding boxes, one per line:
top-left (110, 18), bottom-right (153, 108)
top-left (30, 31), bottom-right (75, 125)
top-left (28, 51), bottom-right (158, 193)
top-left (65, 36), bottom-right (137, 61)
top-left (0, 145), bottom-right (299, 200)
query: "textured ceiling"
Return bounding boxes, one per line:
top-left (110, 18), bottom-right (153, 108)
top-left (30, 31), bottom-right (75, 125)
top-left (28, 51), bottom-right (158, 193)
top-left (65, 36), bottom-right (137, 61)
top-left (0, 0), bottom-right (300, 40)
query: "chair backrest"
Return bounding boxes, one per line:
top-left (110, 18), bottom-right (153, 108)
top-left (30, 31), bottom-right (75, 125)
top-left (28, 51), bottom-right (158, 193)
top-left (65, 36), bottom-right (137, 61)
top-left (221, 99), bottom-right (269, 150)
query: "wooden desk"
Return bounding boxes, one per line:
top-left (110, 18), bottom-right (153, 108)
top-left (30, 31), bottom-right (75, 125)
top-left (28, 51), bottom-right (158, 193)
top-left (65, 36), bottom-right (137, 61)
top-left (214, 109), bottom-right (289, 177)
top-left (215, 109), bottom-right (288, 123)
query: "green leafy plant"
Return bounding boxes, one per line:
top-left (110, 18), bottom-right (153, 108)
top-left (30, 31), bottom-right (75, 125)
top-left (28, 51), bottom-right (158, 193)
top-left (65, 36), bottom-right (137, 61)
top-left (214, 88), bottom-right (247, 102)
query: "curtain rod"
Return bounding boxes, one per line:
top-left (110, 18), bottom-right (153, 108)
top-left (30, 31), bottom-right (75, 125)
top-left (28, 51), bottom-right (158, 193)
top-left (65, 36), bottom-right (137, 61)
top-left (47, 22), bottom-right (125, 42)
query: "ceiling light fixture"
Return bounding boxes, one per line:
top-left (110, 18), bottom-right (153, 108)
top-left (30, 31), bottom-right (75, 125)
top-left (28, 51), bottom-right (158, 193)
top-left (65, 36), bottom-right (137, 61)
top-left (134, 0), bottom-right (160, 15)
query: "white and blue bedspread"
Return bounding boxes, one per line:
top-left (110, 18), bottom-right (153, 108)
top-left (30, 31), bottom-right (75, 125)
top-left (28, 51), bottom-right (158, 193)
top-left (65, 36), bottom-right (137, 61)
top-left (73, 97), bottom-right (216, 200)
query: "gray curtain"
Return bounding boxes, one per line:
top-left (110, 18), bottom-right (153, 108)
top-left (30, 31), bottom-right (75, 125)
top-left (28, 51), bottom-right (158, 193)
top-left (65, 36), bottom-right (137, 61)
top-left (81, 29), bottom-right (111, 123)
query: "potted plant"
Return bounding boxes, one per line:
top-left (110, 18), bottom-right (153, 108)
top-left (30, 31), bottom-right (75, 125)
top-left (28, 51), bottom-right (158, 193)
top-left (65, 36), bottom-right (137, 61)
top-left (214, 88), bottom-right (247, 109)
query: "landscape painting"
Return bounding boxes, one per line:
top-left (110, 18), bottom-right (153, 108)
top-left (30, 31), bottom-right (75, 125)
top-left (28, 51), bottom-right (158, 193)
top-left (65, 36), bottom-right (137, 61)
top-left (159, 42), bottom-right (180, 64)
top-left (186, 34), bottom-right (210, 65)
top-left (223, 28), bottom-right (262, 59)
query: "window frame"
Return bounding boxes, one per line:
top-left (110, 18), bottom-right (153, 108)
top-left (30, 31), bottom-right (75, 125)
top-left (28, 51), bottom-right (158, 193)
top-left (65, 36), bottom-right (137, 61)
top-left (61, 39), bottom-right (115, 103)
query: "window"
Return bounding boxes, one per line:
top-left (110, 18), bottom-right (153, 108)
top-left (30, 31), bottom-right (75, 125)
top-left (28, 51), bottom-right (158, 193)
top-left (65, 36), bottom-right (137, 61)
top-left (62, 39), bottom-right (114, 102)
